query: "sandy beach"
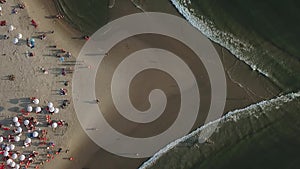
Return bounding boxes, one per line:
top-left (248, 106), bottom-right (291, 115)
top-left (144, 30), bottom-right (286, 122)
top-left (0, 0), bottom-right (282, 169)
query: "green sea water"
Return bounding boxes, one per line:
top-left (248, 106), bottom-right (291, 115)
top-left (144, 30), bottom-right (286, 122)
top-left (55, 0), bottom-right (109, 34)
top-left (179, 0), bottom-right (300, 91)
top-left (142, 0), bottom-right (300, 168)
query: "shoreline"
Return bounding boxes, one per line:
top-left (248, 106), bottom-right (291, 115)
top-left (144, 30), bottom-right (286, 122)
top-left (52, 0), bottom-right (109, 34)
top-left (170, 0), bottom-right (300, 92)
top-left (140, 91), bottom-right (300, 169)
top-left (14, 0), bottom-right (284, 169)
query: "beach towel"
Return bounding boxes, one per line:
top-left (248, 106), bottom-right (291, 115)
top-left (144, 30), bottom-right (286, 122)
top-left (0, 20), bottom-right (6, 26)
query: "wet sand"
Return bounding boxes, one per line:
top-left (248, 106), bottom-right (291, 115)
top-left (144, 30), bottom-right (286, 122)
top-left (60, 1), bottom-right (280, 169)
top-left (11, 0), bottom-right (282, 169)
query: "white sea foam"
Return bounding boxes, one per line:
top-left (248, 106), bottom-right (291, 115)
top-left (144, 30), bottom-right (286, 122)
top-left (170, 0), bottom-right (272, 78)
top-left (138, 1), bottom-right (299, 168)
top-left (138, 91), bottom-right (300, 169)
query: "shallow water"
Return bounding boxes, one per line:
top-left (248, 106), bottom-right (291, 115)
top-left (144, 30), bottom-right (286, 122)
top-left (55, 0), bottom-right (109, 34)
top-left (140, 0), bottom-right (300, 168)
top-left (140, 92), bottom-right (300, 169)
top-left (171, 0), bottom-right (300, 91)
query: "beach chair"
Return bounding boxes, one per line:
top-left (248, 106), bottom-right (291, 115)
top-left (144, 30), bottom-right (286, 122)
top-left (20, 109), bottom-right (29, 116)
top-left (2, 127), bottom-right (10, 131)
top-left (0, 20), bottom-right (6, 26)
top-left (31, 19), bottom-right (38, 28)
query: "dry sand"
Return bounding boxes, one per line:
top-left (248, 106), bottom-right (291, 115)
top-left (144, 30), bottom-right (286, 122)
top-left (0, 0), bottom-right (281, 169)
top-left (0, 0), bottom-right (81, 168)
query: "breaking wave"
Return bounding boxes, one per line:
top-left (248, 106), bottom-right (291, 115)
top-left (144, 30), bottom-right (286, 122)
top-left (139, 91), bottom-right (300, 169)
top-left (170, 0), bottom-right (272, 78)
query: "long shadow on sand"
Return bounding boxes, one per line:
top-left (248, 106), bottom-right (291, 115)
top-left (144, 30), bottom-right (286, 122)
top-left (9, 98), bottom-right (30, 104)
top-left (0, 107), bottom-right (4, 112)
top-left (8, 107), bottom-right (20, 113)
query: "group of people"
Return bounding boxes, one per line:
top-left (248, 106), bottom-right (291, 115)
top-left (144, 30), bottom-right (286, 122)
top-left (0, 0), bottom-right (76, 168)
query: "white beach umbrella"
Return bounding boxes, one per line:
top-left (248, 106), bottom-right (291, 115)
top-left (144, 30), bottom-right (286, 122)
top-left (8, 25), bottom-right (15, 32)
top-left (17, 127), bottom-right (22, 133)
top-left (33, 98), bottom-right (39, 105)
top-left (32, 131), bottom-right (38, 138)
top-left (4, 151), bottom-right (9, 157)
top-left (12, 153), bottom-right (18, 160)
top-left (17, 33), bottom-right (22, 39)
top-left (27, 105), bottom-right (33, 112)
top-left (25, 138), bottom-right (31, 143)
top-left (13, 38), bottom-right (18, 44)
top-left (16, 127), bottom-right (22, 133)
top-left (24, 120), bottom-right (29, 126)
top-left (13, 117), bottom-right (18, 123)
top-left (19, 154), bottom-right (25, 161)
top-left (14, 136), bottom-right (20, 142)
top-left (15, 164), bottom-right (20, 169)
top-left (15, 121), bottom-right (20, 127)
top-left (51, 122), bottom-right (58, 128)
top-left (0, 136), bottom-right (3, 143)
top-left (6, 158), bottom-right (12, 165)
top-left (5, 146), bottom-right (10, 151)
top-left (35, 106), bottom-right (42, 113)
top-left (47, 102), bottom-right (53, 108)
top-left (9, 144), bottom-right (15, 150)
top-left (54, 108), bottom-right (59, 114)
top-left (49, 106), bottom-right (55, 113)
top-left (10, 161), bottom-right (16, 168)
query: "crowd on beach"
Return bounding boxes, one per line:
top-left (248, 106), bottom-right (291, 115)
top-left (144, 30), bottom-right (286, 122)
top-left (0, 0), bottom-right (86, 168)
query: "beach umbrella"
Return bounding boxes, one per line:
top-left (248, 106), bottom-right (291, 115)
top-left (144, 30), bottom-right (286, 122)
top-left (4, 151), bottom-right (9, 157)
top-left (54, 108), bottom-right (59, 114)
top-left (13, 38), bottom-right (18, 44)
top-left (33, 98), bottom-right (39, 105)
top-left (13, 117), bottom-right (18, 123)
top-left (10, 161), bottom-right (16, 168)
top-left (32, 131), bottom-right (38, 138)
top-left (9, 144), bottom-right (15, 150)
top-left (16, 127), bottom-right (22, 133)
top-left (27, 105), bottom-right (33, 112)
top-left (15, 164), bottom-right (20, 169)
top-left (14, 136), bottom-right (20, 142)
top-left (25, 138), bottom-right (31, 143)
top-left (49, 106), bottom-right (55, 113)
top-left (24, 120), bottom-right (29, 125)
top-left (17, 33), bottom-right (22, 39)
top-left (8, 25), bottom-right (15, 32)
top-left (6, 158), bottom-right (12, 165)
top-left (47, 102), bottom-right (53, 108)
top-left (17, 127), bottom-right (22, 133)
top-left (15, 121), bottom-right (20, 127)
top-left (35, 106), bottom-right (42, 113)
top-left (19, 154), bottom-right (25, 161)
top-left (59, 57), bottom-right (65, 62)
top-left (5, 146), bottom-right (10, 151)
top-left (51, 122), bottom-right (58, 128)
top-left (0, 136), bottom-right (3, 143)
top-left (11, 153), bottom-right (18, 160)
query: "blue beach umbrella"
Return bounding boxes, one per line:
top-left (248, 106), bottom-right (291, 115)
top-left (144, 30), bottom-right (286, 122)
top-left (59, 57), bottom-right (65, 62)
